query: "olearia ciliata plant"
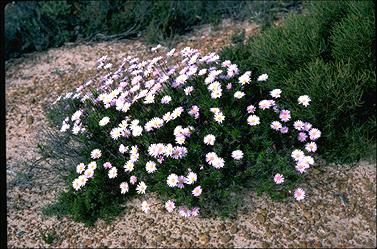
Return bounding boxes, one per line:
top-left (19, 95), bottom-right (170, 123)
top-left (51, 44), bottom-right (321, 220)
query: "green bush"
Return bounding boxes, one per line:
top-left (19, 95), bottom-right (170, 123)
top-left (5, 0), bottom-right (301, 60)
top-left (41, 44), bottom-right (318, 224)
top-left (220, 0), bottom-right (376, 163)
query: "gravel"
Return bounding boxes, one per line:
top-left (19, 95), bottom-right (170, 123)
top-left (6, 18), bottom-right (376, 248)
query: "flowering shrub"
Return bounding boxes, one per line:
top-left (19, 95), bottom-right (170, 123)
top-left (45, 45), bottom-right (321, 224)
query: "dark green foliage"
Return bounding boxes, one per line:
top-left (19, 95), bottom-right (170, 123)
top-left (5, 0), bottom-right (301, 60)
top-left (220, 0), bottom-right (376, 163)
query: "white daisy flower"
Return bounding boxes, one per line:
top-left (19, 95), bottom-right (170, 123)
top-left (298, 95), bottom-right (311, 107)
top-left (141, 201), bottom-right (150, 213)
top-left (90, 149), bottom-right (102, 159)
top-left (167, 174), bottom-right (179, 187)
top-left (124, 161), bottom-right (135, 172)
top-left (99, 117), bottom-right (110, 126)
top-left (108, 167), bottom-right (118, 178)
top-left (136, 181), bottom-right (147, 194)
top-left (203, 134), bottom-right (216, 145)
top-left (270, 89), bottom-right (282, 98)
top-left (247, 115), bottom-right (260, 126)
top-left (120, 182), bottom-right (129, 194)
top-left (165, 200), bottom-right (175, 212)
top-left (145, 161), bottom-right (157, 173)
top-left (234, 91), bottom-right (245, 99)
top-left (257, 73), bottom-right (268, 81)
top-left (231, 150), bottom-right (244, 160)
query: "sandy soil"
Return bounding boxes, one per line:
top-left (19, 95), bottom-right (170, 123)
top-left (6, 19), bottom-right (376, 248)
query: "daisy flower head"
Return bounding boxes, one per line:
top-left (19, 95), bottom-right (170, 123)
top-left (90, 149), bottom-right (102, 159)
top-left (212, 157), bottom-right (225, 169)
top-left (247, 115), bottom-right (260, 126)
top-left (191, 207), bottom-right (200, 217)
top-left (84, 168), bottom-right (94, 178)
top-left (130, 175), bottom-right (137, 185)
top-left (211, 89), bottom-right (222, 99)
top-left (293, 120), bottom-right (305, 131)
top-left (231, 150), bottom-right (244, 160)
top-left (72, 179), bottom-right (81, 191)
top-left (198, 68), bottom-right (207, 76)
top-left (203, 134), bottom-right (216, 145)
top-left (294, 188), bottom-right (305, 201)
top-left (177, 176), bottom-right (186, 188)
top-left (303, 122), bottom-right (313, 131)
top-left (309, 128), bottom-right (321, 141)
top-left (161, 95), bottom-right (172, 104)
top-left (298, 95), bottom-right (311, 107)
top-left (280, 126), bottom-right (289, 134)
top-left (167, 174), bottom-right (179, 187)
top-left (192, 186), bottom-right (202, 197)
top-left (259, 100), bottom-right (271, 110)
top-left (205, 152), bottom-right (217, 166)
top-left (295, 161), bottom-right (309, 173)
top-left (175, 134), bottom-right (186, 145)
top-left (99, 117), bottom-right (110, 126)
top-left (88, 161), bottom-right (97, 170)
top-left (184, 86), bottom-right (194, 95)
top-left (171, 146), bottom-right (188, 159)
top-left (76, 163), bottom-right (85, 174)
top-left (186, 172), bottom-right (197, 185)
top-left (103, 162), bottom-right (112, 169)
top-left (165, 200), bottom-right (176, 212)
top-left (279, 110), bottom-right (291, 122)
top-left (291, 149), bottom-right (305, 161)
top-left (71, 110), bottom-right (83, 122)
top-left (257, 73), bottom-right (268, 81)
top-left (145, 161), bottom-right (157, 173)
top-left (226, 83), bottom-right (232, 90)
top-left (136, 181), bottom-right (147, 194)
top-left (131, 125), bottom-right (143, 137)
top-left (120, 182), bottom-right (129, 194)
top-left (234, 91), bottom-right (246, 99)
top-left (119, 144), bottom-right (128, 154)
top-left (77, 175), bottom-right (88, 187)
top-left (141, 201), bottom-right (150, 213)
top-left (305, 142), bottom-right (317, 152)
top-left (110, 127), bottom-right (122, 140)
top-left (247, 105), bottom-right (256, 114)
top-left (124, 161), bottom-right (134, 172)
top-left (214, 112), bottom-right (225, 124)
top-left (178, 206), bottom-right (191, 217)
top-left (210, 107), bottom-right (220, 114)
top-left (108, 167), bottom-right (118, 178)
top-left (298, 132), bottom-right (308, 142)
top-left (271, 121), bottom-right (282, 131)
top-left (270, 89), bottom-right (282, 98)
top-left (188, 105), bottom-right (200, 119)
top-left (238, 71), bottom-right (251, 85)
top-left (274, 173), bottom-right (284, 184)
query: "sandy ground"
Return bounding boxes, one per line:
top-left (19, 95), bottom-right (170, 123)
top-left (6, 19), bottom-right (377, 248)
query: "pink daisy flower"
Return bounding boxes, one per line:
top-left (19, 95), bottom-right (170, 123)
top-left (103, 162), bottom-right (112, 169)
top-left (305, 142), bottom-right (317, 152)
top-left (273, 174), bottom-right (284, 184)
top-left (294, 188), bottom-right (305, 201)
top-left (309, 128), bottom-right (321, 141)
top-left (130, 175), bottom-right (138, 185)
top-left (279, 110), bottom-right (291, 122)
top-left (246, 105), bottom-right (256, 114)
top-left (192, 186), bottom-right (202, 197)
top-left (293, 120), bottom-right (305, 131)
top-left (298, 132), bottom-right (308, 142)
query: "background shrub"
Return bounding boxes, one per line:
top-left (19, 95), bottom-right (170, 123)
top-left (5, 0), bottom-right (301, 60)
top-left (220, 0), bottom-right (376, 163)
